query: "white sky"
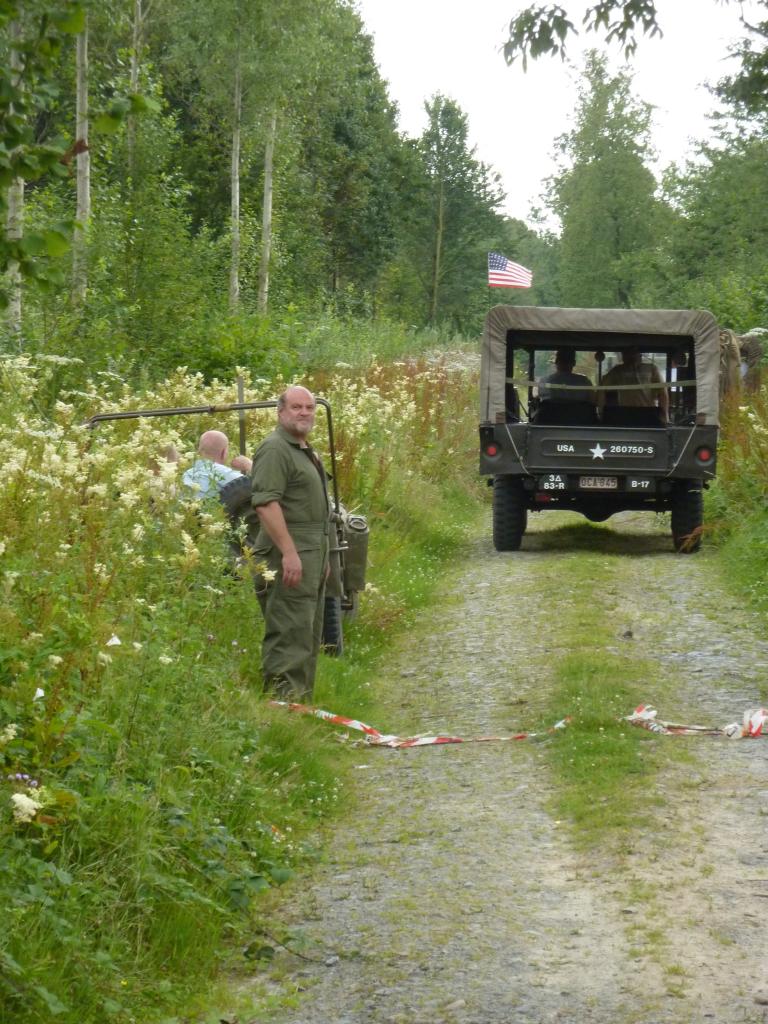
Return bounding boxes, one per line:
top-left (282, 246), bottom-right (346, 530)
top-left (354, 0), bottom-right (763, 225)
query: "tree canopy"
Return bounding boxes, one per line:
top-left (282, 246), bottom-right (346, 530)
top-left (504, 0), bottom-right (768, 117)
top-left (3, 0), bottom-right (768, 378)
top-left (546, 52), bottom-right (660, 307)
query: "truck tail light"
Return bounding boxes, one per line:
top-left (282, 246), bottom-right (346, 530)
top-left (695, 446), bottom-right (714, 463)
top-left (485, 443), bottom-right (499, 456)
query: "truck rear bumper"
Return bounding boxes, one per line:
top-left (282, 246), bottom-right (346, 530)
top-left (479, 422), bottom-right (718, 481)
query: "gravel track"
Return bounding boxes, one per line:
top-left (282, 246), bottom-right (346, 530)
top-left (255, 511), bottom-right (768, 1024)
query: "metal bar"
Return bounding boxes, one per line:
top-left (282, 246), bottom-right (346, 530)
top-left (84, 396), bottom-right (341, 516)
top-left (323, 401), bottom-right (341, 516)
top-left (236, 376), bottom-right (246, 455)
top-left (84, 398), bottom-right (288, 428)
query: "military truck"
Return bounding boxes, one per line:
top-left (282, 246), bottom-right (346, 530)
top-left (479, 307), bottom-right (721, 552)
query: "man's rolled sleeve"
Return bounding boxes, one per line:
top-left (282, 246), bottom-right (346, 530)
top-left (250, 445), bottom-right (289, 509)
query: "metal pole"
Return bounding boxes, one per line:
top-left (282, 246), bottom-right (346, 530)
top-left (236, 375), bottom-right (246, 455)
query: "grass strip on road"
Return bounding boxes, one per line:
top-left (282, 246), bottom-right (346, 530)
top-left (530, 526), bottom-right (681, 852)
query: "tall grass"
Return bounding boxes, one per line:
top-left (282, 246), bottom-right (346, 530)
top-left (292, 313), bottom-right (473, 371)
top-left (705, 387), bottom-right (768, 610)
top-left (0, 351), bottom-right (481, 1024)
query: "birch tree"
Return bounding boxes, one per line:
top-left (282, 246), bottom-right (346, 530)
top-left (166, 0), bottom-right (329, 314)
top-left (71, 17), bottom-right (90, 304)
top-left (256, 107), bottom-right (276, 313)
top-left (229, 57), bottom-right (242, 310)
top-left (0, 1), bottom-right (86, 332)
top-left (5, 18), bottom-right (24, 336)
top-left (126, 0), bottom-right (153, 182)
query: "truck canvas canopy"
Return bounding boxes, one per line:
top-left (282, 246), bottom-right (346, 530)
top-left (480, 306), bottom-right (721, 427)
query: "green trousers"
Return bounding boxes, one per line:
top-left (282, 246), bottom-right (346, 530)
top-left (256, 528), bottom-right (329, 702)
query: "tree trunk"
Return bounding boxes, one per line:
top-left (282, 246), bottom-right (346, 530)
top-left (72, 22), bottom-right (90, 305)
top-left (257, 109), bottom-right (277, 315)
top-left (6, 181), bottom-right (24, 340)
top-left (5, 19), bottom-right (24, 340)
top-left (430, 181), bottom-right (444, 323)
top-left (228, 62), bottom-right (242, 312)
top-left (127, 0), bottom-right (144, 185)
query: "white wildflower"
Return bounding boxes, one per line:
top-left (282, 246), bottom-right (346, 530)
top-left (33, 688), bottom-right (45, 701)
top-left (158, 654), bottom-right (174, 665)
top-left (178, 531), bottom-right (200, 569)
top-left (97, 651), bottom-right (112, 666)
top-left (262, 568), bottom-right (277, 583)
top-left (36, 353), bottom-right (83, 366)
top-left (106, 634), bottom-right (121, 647)
top-left (47, 655), bottom-right (64, 667)
top-left (0, 723), bottom-right (18, 746)
top-left (4, 571), bottom-right (20, 593)
top-left (118, 490), bottom-right (140, 510)
top-left (11, 792), bottom-right (42, 824)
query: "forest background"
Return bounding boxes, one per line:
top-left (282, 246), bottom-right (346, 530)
top-left (3, 0), bottom-right (768, 375)
top-left (3, 2), bottom-right (768, 1023)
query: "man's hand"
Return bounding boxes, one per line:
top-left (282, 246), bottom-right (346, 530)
top-left (282, 550), bottom-right (303, 587)
top-left (231, 454), bottom-right (253, 473)
top-left (256, 501), bottom-right (302, 586)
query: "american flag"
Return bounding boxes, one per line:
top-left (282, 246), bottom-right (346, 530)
top-left (487, 252), bottom-right (533, 288)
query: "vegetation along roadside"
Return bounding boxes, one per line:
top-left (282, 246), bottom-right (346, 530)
top-left (0, 351), bottom-right (481, 1024)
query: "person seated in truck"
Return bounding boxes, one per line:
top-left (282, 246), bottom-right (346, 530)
top-left (670, 346), bottom-right (696, 419)
top-left (538, 349), bottom-right (595, 404)
top-left (600, 348), bottom-right (669, 423)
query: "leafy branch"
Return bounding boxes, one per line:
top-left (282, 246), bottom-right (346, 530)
top-left (504, 1), bottom-right (663, 67)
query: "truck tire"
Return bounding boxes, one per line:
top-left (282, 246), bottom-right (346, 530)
top-left (493, 476), bottom-right (528, 551)
top-left (218, 473), bottom-right (252, 519)
top-left (671, 482), bottom-right (703, 553)
top-left (217, 474), bottom-right (253, 565)
top-left (322, 595), bottom-right (344, 656)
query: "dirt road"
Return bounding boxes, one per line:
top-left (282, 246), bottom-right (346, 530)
top-left (254, 512), bottom-right (768, 1024)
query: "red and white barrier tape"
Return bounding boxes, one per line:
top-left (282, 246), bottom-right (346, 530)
top-left (270, 701), bottom-right (768, 746)
top-left (268, 701), bottom-right (569, 748)
top-left (626, 704), bottom-right (768, 738)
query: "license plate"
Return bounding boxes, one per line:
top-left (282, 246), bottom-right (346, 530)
top-left (579, 476), bottom-right (618, 490)
top-left (539, 473), bottom-right (566, 490)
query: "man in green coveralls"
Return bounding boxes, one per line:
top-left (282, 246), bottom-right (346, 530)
top-left (249, 386), bottom-right (330, 701)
